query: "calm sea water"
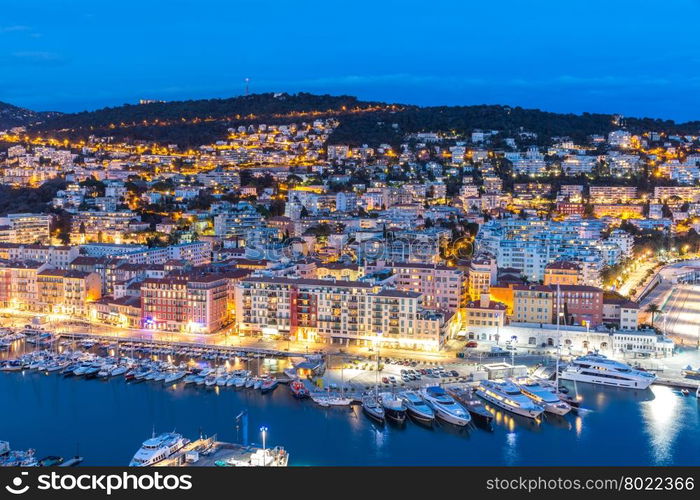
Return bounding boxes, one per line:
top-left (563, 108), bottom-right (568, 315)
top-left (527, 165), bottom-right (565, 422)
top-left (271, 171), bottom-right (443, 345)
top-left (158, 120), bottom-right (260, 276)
top-left (1, 369), bottom-right (699, 466)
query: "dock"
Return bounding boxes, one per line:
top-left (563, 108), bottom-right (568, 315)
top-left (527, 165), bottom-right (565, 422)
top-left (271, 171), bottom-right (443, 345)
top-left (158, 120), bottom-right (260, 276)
top-left (652, 377), bottom-right (700, 391)
top-left (58, 332), bottom-right (311, 359)
top-left (156, 437), bottom-right (289, 467)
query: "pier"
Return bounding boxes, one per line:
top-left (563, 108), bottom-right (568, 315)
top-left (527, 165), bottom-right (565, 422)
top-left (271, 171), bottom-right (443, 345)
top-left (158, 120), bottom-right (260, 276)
top-left (156, 436), bottom-right (288, 467)
top-left (57, 332), bottom-right (312, 359)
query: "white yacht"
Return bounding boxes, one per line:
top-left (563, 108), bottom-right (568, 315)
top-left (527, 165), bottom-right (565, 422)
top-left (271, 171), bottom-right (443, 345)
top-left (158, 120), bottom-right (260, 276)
top-left (559, 354), bottom-right (656, 390)
top-left (399, 390), bottom-right (435, 424)
top-left (514, 379), bottom-right (571, 415)
top-left (163, 371), bottom-right (185, 385)
top-left (421, 386), bottom-right (471, 426)
top-left (129, 432), bottom-right (189, 467)
top-left (310, 392), bottom-right (353, 407)
top-left (476, 380), bottom-right (545, 419)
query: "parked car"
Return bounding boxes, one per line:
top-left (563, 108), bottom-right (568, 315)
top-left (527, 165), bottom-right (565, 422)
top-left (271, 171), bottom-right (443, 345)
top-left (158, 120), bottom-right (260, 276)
top-left (466, 341), bottom-right (478, 348)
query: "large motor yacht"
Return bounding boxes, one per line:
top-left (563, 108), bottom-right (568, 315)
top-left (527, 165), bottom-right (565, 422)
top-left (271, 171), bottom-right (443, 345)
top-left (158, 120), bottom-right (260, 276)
top-left (129, 432), bottom-right (189, 467)
top-left (559, 354), bottom-right (656, 390)
top-left (475, 380), bottom-right (545, 419)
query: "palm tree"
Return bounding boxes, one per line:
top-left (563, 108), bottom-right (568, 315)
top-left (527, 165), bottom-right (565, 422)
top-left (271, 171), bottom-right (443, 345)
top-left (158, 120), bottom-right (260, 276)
top-left (645, 304), bottom-right (661, 328)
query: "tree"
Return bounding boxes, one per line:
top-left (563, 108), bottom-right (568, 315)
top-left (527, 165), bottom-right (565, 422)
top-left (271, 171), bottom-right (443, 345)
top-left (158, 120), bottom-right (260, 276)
top-left (645, 304), bottom-right (661, 328)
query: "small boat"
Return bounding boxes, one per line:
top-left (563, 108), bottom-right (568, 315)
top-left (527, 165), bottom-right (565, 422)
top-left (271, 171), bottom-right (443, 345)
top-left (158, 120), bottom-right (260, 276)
top-left (244, 377), bottom-right (255, 389)
top-left (234, 377), bottom-right (246, 388)
top-left (59, 456), bottom-right (84, 467)
top-left (557, 392), bottom-right (581, 409)
top-left (84, 367), bottom-right (100, 379)
top-left (379, 393), bottom-right (407, 424)
top-left (38, 456), bottom-right (64, 467)
top-left (421, 386), bottom-right (471, 426)
top-left (133, 369), bottom-right (150, 381)
top-left (399, 390), bottom-right (435, 424)
top-left (290, 380), bottom-right (310, 399)
top-left (254, 379), bottom-right (263, 390)
top-left (362, 394), bottom-right (385, 423)
top-left (681, 365), bottom-right (700, 380)
top-left (260, 379), bottom-right (279, 394)
top-left (310, 392), bottom-right (353, 407)
top-left (163, 371), bottom-right (185, 385)
top-left (111, 365), bottom-right (128, 377)
top-left (45, 362), bottom-right (65, 373)
top-left (183, 374), bottom-right (199, 385)
top-left (72, 364), bottom-right (89, 376)
top-left (61, 363), bottom-right (78, 376)
top-left (215, 374), bottom-right (230, 386)
top-left (0, 360), bottom-right (24, 372)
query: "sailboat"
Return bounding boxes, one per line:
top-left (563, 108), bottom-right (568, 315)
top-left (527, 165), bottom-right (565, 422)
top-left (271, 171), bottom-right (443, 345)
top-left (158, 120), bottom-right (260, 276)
top-left (553, 284), bottom-right (582, 407)
top-left (362, 336), bottom-right (386, 423)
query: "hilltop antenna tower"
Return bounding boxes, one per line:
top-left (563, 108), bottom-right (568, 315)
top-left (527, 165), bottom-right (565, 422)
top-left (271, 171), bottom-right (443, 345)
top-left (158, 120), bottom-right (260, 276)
top-left (244, 78), bottom-right (250, 96)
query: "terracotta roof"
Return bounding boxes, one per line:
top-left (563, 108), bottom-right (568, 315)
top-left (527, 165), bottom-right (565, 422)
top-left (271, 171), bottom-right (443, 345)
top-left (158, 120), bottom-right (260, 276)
top-left (545, 261), bottom-right (581, 271)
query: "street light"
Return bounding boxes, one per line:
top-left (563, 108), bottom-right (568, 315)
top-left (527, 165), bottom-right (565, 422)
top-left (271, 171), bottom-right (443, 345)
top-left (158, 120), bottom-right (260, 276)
top-left (260, 426), bottom-right (268, 458)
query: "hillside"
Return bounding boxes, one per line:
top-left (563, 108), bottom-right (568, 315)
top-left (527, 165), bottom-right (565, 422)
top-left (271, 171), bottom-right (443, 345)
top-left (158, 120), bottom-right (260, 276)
top-left (11, 92), bottom-right (700, 148)
top-left (0, 101), bottom-right (61, 129)
top-left (29, 93), bottom-right (394, 147)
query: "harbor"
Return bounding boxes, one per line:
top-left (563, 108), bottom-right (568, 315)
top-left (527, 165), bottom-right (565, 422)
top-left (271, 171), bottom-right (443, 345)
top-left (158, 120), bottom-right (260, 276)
top-left (1, 331), bottom-right (700, 466)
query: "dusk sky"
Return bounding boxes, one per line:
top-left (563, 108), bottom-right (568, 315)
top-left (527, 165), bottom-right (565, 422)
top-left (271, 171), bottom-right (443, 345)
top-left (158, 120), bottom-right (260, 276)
top-left (2, 0), bottom-right (699, 121)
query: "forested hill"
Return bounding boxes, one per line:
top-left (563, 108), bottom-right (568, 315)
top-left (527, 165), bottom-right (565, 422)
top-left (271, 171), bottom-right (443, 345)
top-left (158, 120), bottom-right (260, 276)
top-left (0, 101), bottom-right (61, 129)
top-left (330, 105), bottom-right (700, 147)
top-left (9, 92), bottom-right (700, 148)
top-left (31, 93), bottom-right (384, 130)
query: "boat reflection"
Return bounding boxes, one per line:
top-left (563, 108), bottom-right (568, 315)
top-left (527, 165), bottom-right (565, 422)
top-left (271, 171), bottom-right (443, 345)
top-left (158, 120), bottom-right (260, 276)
top-left (485, 403), bottom-right (543, 433)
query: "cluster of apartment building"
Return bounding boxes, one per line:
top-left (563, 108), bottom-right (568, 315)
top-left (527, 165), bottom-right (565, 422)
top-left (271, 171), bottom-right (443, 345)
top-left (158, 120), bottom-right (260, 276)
top-left (4, 113), bottom-right (694, 354)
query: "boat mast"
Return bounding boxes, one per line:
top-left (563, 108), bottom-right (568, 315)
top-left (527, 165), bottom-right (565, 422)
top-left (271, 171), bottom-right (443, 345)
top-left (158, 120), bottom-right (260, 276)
top-left (375, 333), bottom-right (380, 396)
top-left (555, 284), bottom-right (561, 388)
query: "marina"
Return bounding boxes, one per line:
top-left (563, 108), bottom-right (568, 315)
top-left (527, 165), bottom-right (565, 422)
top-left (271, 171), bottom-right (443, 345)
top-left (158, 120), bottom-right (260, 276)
top-left (1, 335), bottom-right (700, 466)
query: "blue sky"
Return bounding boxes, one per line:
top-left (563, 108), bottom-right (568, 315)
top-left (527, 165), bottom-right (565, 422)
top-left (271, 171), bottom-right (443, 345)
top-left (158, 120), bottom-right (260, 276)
top-left (1, 0), bottom-right (699, 121)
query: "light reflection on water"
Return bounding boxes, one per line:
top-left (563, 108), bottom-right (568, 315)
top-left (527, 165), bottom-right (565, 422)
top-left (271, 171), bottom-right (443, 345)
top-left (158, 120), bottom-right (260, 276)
top-left (641, 386), bottom-right (681, 465)
top-left (0, 370), bottom-right (698, 466)
top-left (504, 431), bottom-right (518, 465)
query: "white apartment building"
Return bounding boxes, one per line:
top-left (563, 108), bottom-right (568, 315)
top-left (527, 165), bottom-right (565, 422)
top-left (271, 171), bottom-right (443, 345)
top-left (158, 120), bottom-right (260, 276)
top-left (366, 262), bottom-right (466, 313)
top-left (234, 277), bottom-right (455, 351)
top-left (0, 214), bottom-right (51, 245)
